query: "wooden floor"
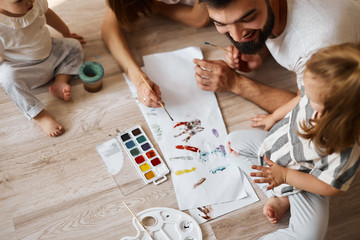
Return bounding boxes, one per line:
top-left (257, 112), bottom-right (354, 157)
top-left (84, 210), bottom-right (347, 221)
top-left (1, 0), bottom-right (359, 239)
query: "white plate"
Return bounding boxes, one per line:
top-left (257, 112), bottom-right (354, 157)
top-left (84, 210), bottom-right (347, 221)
top-left (121, 207), bottom-right (202, 240)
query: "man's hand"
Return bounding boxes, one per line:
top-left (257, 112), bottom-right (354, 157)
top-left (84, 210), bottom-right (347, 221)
top-left (193, 58), bottom-right (238, 92)
top-left (225, 46), bottom-right (263, 72)
top-left (250, 156), bottom-right (287, 190)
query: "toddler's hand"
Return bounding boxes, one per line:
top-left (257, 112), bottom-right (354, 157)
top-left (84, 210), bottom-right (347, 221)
top-left (250, 114), bottom-right (276, 131)
top-left (67, 33), bottom-right (86, 45)
top-left (250, 156), bottom-right (287, 190)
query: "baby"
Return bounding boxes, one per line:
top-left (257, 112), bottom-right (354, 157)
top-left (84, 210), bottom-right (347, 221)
top-left (0, 0), bottom-right (85, 136)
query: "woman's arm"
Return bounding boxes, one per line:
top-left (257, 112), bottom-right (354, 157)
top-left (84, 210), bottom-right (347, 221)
top-left (101, 9), bottom-right (162, 108)
top-left (154, 1), bottom-right (210, 28)
top-left (251, 156), bottom-right (342, 196)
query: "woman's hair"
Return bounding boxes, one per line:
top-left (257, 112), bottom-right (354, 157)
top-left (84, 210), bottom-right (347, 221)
top-left (299, 43), bottom-right (360, 155)
top-left (107, 0), bottom-right (153, 30)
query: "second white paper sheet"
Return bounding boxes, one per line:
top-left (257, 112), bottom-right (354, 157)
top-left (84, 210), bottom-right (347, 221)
top-left (124, 47), bottom-right (247, 210)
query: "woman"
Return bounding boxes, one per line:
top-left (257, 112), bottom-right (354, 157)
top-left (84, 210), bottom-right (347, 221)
top-left (101, 0), bottom-right (210, 108)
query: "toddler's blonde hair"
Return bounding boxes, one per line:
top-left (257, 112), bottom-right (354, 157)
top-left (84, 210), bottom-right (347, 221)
top-left (299, 43), bottom-right (360, 155)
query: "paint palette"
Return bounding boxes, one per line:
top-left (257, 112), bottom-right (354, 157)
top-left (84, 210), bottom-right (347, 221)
top-left (121, 207), bottom-right (202, 240)
top-left (117, 125), bottom-right (169, 185)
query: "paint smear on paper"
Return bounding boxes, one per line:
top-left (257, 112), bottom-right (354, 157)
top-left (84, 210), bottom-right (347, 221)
top-left (176, 145), bottom-right (199, 152)
top-left (96, 139), bottom-right (124, 175)
top-left (200, 148), bottom-right (226, 163)
top-left (173, 119), bottom-right (204, 142)
top-left (210, 166), bottom-right (227, 174)
top-left (216, 144), bottom-right (226, 154)
top-left (197, 205), bottom-right (213, 220)
top-left (193, 177), bottom-right (206, 188)
top-left (151, 124), bottom-right (162, 140)
top-left (169, 156), bottom-right (194, 161)
top-left (175, 167), bottom-right (196, 176)
top-left (212, 128), bottom-right (219, 138)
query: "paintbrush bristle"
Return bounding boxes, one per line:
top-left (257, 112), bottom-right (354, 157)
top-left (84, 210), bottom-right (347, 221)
top-left (204, 41), bottom-right (210, 45)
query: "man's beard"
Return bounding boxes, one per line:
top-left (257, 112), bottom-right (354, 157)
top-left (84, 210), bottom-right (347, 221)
top-left (226, 0), bottom-right (275, 54)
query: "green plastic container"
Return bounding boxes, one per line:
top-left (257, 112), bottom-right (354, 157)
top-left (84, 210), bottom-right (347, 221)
top-left (78, 61), bottom-right (104, 92)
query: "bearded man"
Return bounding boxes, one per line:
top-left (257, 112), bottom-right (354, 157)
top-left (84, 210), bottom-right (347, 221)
top-left (194, 0), bottom-right (360, 112)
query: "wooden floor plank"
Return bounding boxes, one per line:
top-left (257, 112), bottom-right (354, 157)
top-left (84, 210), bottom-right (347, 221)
top-left (0, 0), bottom-right (359, 239)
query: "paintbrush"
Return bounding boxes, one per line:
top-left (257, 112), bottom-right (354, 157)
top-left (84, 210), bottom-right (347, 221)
top-left (204, 41), bottom-right (231, 53)
top-left (140, 75), bottom-right (174, 121)
top-left (123, 201), bottom-right (153, 239)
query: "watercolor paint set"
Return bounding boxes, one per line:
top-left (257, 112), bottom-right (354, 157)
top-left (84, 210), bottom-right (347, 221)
top-left (117, 125), bottom-right (170, 185)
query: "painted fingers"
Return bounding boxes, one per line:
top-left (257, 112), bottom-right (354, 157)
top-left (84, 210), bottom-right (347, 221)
top-left (193, 58), bottom-right (236, 92)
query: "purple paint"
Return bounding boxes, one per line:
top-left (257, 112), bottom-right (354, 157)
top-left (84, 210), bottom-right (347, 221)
top-left (212, 128), bottom-right (219, 138)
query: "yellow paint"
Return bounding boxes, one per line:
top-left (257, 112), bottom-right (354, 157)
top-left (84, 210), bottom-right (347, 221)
top-left (145, 171), bottom-right (155, 180)
top-left (175, 167), bottom-right (196, 176)
top-left (140, 163), bottom-right (150, 172)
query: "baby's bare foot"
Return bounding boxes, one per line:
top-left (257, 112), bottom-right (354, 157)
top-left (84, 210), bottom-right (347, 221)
top-left (263, 196), bottom-right (290, 224)
top-left (49, 81), bottom-right (72, 101)
top-left (34, 110), bottom-right (65, 137)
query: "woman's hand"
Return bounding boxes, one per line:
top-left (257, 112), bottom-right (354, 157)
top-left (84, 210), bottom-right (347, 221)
top-left (250, 156), bottom-right (287, 190)
top-left (137, 77), bottom-right (162, 108)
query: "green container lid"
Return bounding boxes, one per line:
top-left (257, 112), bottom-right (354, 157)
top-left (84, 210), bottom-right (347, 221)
top-left (78, 61), bottom-right (104, 83)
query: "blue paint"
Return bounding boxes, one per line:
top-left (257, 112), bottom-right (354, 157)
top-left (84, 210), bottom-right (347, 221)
top-left (125, 140), bottom-right (135, 149)
top-left (210, 166), bottom-right (227, 174)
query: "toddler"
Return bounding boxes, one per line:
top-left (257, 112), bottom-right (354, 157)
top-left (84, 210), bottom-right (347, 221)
top-left (228, 43), bottom-right (360, 239)
top-left (0, 0), bottom-right (84, 136)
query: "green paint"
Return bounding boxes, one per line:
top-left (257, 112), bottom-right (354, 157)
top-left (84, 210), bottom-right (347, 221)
top-left (136, 135), bottom-right (146, 144)
top-left (130, 148), bottom-right (140, 156)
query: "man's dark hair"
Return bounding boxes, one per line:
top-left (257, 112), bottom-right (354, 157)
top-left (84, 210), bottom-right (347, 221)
top-left (198, 0), bottom-right (234, 9)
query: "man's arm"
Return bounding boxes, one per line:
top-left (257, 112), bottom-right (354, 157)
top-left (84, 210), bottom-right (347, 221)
top-left (193, 58), bottom-right (296, 113)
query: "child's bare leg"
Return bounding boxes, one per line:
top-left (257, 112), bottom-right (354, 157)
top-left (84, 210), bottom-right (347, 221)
top-left (34, 109), bottom-right (65, 137)
top-left (263, 196), bottom-right (290, 224)
top-left (49, 74), bottom-right (72, 101)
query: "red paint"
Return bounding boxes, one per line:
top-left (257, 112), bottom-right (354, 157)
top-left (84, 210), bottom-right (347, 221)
top-left (185, 146), bottom-right (199, 152)
top-left (175, 145), bottom-right (199, 152)
top-left (151, 158), bottom-right (161, 166)
top-left (173, 122), bottom-right (186, 128)
top-left (135, 155), bottom-right (145, 164)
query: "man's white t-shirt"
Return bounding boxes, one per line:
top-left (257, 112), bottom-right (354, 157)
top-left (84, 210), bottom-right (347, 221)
top-left (266, 0), bottom-right (360, 88)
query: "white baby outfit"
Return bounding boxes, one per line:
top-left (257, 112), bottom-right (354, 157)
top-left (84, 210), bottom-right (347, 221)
top-left (0, 0), bottom-right (83, 119)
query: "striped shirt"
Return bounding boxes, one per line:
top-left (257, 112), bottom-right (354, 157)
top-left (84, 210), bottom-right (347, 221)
top-left (258, 87), bottom-right (360, 197)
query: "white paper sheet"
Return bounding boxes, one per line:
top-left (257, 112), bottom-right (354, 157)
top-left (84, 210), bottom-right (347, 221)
top-left (188, 169), bottom-right (259, 223)
top-left (123, 47), bottom-right (248, 210)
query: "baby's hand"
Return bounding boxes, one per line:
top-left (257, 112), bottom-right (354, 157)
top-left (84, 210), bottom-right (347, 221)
top-left (250, 156), bottom-right (287, 190)
top-left (250, 114), bottom-right (276, 131)
top-left (67, 33), bottom-right (86, 45)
